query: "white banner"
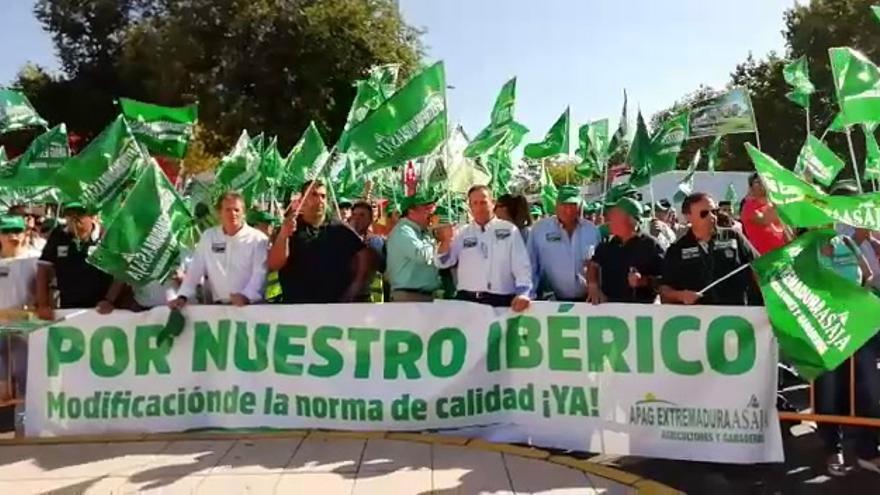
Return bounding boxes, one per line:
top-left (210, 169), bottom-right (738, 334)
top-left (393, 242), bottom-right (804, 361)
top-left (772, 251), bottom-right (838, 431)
top-left (25, 302), bottom-right (783, 463)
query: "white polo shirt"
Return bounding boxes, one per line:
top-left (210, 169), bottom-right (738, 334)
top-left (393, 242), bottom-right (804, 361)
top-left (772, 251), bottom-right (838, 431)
top-left (0, 251), bottom-right (40, 309)
top-left (435, 217), bottom-right (532, 296)
top-left (178, 225), bottom-right (269, 303)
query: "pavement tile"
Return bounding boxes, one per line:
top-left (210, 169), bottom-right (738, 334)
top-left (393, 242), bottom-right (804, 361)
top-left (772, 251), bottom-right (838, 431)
top-left (275, 472), bottom-right (356, 493)
top-left (285, 437), bottom-right (365, 473)
top-left (210, 438), bottom-right (302, 475)
top-left (359, 438), bottom-right (431, 473)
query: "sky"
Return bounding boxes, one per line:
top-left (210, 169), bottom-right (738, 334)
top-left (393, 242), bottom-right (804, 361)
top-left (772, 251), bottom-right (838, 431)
top-left (0, 0), bottom-right (793, 141)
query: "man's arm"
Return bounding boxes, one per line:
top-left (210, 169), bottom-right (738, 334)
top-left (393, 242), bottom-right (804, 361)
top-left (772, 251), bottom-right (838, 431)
top-left (398, 225), bottom-right (434, 264)
top-left (341, 248), bottom-right (372, 302)
top-left (267, 217), bottom-right (296, 271)
top-left (239, 237), bottom-right (269, 304)
top-left (586, 261), bottom-right (606, 304)
top-left (35, 263), bottom-right (55, 319)
top-left (434, 227), bottom-right (461, 269)
top-left (97, 280), bottom-right (127, 314)
top-left (510, 227), bottom-right (533, 297)
top-left (174, 238), bottom-right (208, 304)
top-left (526, 225), bottom-right (541, 299)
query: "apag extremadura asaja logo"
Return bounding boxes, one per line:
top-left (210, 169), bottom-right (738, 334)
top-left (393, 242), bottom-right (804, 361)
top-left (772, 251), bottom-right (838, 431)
top-left (629, 392), bottom-right (769, 444)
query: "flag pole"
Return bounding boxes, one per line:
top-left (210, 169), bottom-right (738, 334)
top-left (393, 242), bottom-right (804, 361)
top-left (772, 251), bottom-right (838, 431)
top-left (697, 263), bottom-right (751, 296)
top-left (805, 104), bottom-right (811, 137)
top-left (844, 127), bottom-right (864, 193)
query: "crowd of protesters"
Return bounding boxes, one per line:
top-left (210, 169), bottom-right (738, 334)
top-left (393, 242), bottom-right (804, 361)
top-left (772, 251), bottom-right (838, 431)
top-left (2, 171), bottom-right (880, 473)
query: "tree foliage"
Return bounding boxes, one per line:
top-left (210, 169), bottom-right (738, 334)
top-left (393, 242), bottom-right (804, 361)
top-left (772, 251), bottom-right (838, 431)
top-left (12, 0), bottom-right (423, 156)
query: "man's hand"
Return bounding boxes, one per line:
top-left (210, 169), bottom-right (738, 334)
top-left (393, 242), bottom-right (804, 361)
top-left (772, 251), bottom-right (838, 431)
top-left (36, 304), bottom-right (54, 321)
top-left (511, 295), bottom-right (531, 312)
top-left (96, 300), bottom-right (114, 315)
top-left (168, 296), bottom-right (188, 310)
top-left (278, 216), bottom-right (297, 239)
top-left (435, 224), bottom-right (454, 243)
top-left (627, 269), bottom-right (643, 288)
top-left (586, 284), bottom-right (606, 305)
top-left (229, 293), bottom-right (250, 307)
top-left (678, 290), bottom-right (702, 305)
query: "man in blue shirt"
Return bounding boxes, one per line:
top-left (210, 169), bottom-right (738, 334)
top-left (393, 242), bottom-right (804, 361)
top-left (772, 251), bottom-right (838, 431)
top-left (527, 185), bottom-right (600, 301)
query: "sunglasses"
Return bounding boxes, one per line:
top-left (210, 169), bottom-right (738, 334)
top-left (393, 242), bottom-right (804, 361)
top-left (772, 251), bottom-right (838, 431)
top-left (698, 209), bottom-right (719, 219)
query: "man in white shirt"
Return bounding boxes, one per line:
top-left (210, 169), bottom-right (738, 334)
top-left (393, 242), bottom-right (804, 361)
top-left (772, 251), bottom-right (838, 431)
top-left (435, 185), bottom-right (532, 311)
top-left (170, 191), bottom-right (268, 308)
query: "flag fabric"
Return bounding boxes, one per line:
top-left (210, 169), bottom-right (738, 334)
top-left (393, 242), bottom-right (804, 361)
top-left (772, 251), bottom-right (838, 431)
top-left (783, 56), bottom-right (815, 109)
top-left (863, 124), bottom-right (880, 181)
top-left (575, 119), bottom-right (609, 178)
top-left (689, 88), bottom-right (757, 138)
top-left (284, 121), bottom-right (329, 189)
top-left (539, 160), bottom-right (558, 214)
top-left (753, 228), bottom-right (880, 379)
top-left (873, 5), bottom-right (880, 23)
top-left (54, 115), bottom-right (151, 212)
top-left (829, 47), bottom-right (880, 126)
top-left (673, 149), bottom-right (700, 202)
top-left (725, 183), bottom-right (739, 215)
top-left (607, 90), bottom-right (629, 157)
top-left (706, 135), bottom-right (723, 172)
top-left (337, 64), bottom-right (400, 153)
top-left (523, 107), bottom-right (570, 160)
top-left (345, 62), bottom-right (447, 173)
top-left (119, 98), bottom-right (197, 158)
top-left (89, 164), bottom-right (194, 286)
top-left (626, 112), bottom-right (654, 187)
top-left (0, 89), bottom-right (47, 134)
top-left (794, 135), bottom-right (845, 187)
top-left (649, 111), bottom-right (690, 174)
top-left (214, 130), bottom-right (261, 204)
top-left (464, 78), bottom-right (528, 157)
top-left (746, 143), bottom-right (880, 230)
top-left (0, 123), bottom-right (69, 187)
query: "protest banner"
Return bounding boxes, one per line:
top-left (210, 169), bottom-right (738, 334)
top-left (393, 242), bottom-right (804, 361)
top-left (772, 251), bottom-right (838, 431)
top-left (26, 302), bottom-right (783, 464)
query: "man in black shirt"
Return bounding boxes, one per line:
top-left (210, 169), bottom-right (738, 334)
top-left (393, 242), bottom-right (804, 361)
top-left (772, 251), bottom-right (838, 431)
top-left (587, 197), bottom-right (664, 304)
top-left (268, 180), bottom-right (370, 303)
top-left (36, 202), bottom-right (114, 319)
top-left (660, 192), bottom-right (761, 306)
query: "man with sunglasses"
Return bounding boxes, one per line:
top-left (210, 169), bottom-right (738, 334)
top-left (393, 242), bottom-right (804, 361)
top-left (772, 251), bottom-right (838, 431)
top-left (660, 192), bottom-right (760, 306)
top-left (7, 204), bottom-right (46, 252)
top-left (435, 185), bottom-right (532, 311)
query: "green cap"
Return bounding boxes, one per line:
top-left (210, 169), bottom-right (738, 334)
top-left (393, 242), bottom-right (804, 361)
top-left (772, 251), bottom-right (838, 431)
top-left (337, 197), bottom-right (354, 208)
top-left (61, 201), bottom-right (88, 215)
top-left (557, 185), bottom-right (583, 205)
top-left (400, 192), bottom-right (437, 214)
top-left (529, 204), bottom-right (543, 216)
top-left (611, 197), bottom-right (643, 221)
top-left (247, 210), bottom-right (277, 226)
top-left (583, 201), bottom-right (603, 214)
top-left (0, 216), bottom-right (26, 233)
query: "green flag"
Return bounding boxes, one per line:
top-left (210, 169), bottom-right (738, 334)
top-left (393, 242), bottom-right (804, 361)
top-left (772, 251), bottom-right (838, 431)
top-left (706, 135), bottom-right (723, 172)
top-left (337, 64), bottom-right (400, 153)
top-left (89, 164), bottom-right (194, 286)
top-left (119, 98), bottom-right (197, 158)
top-left (746, 143), bottom-right (880, 230)
top-left (523, 107), bottom-right (570, 160)
top-left (689, 88), bottom-right (757, 138)
top-left (214, 130), bottom-right (261, 204)
top-left (650, 111), bottom-right (690, 174)
top-left (539, 161), bottom-right (558, 213)
top-left (464, 78), bottom-right (528, 157)
top-left (725, 183), bottom-right (739, 215)
top-left (673, 149), bottom-right (700, 202)
top-left (0, 89), bottom-right (47, 134)
top-left (607, 90), bottom-right (629, 157)
top-left (873, 5), bottom-right (880, 23)
top-left (574, 119), bottom-right (609, 178)
top-left (627, 112), bottom-right (654, 187)
top-left (285, 121), bottom-right (329, 189)
top-left (0, 123), bottom-right (69, 187)
top-left (794, 135), bottom-right (845, 187)
top-left (753, 228), bottom-right (880, 379)
top-left (54, 116), bottom-right (150, 212)
top-left (829, 47), bottom-right (880, 126)
top-left (345, 62), bottom-right (447, 173)
top-left (863, 123), bottom-right (880, 181)
top-left (783, 56), bottom-right (815, 109)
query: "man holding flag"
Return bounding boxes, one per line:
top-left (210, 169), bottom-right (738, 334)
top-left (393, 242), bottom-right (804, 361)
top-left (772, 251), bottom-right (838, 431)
top-left (170, 191), bottom-right (268, 308)
top-left (660, 192), bottom-right (761, 306)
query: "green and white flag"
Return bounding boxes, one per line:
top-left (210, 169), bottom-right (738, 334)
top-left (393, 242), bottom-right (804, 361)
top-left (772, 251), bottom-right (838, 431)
top-left (539, 160), bottom-right (558, 214)
top-left (464, 78), bottom-right (528, 158)
top-left (523, 107), bottom-right (570, 160)
top-left (89, 164), bottom-right (194, 286)
top-left (285, 122), bottom-right (329, 189)
top-left (0, 89), bottom-right (47, 134)
top-left (673, 149), bottom-right (700, 203)
top-left (829, 47), bottom-right (880, 126)
top-left (873, 5), bottom-right (880, 23)
top-left (650, 112), bottom-right (690, 174)
top-left (54, 116), bottom-right (150, 212)
top-left (607, 90), bottom-right (629, 157)
top-left (794, 135), bottom-right (845, 187)
top-left (575, 119), bottom-right (609, 178)
top-left (119, 98), bottom-right (197, 158)
top-left (214, 130), bottom-right (261, 204)
top-left (0, 123), bottom-right (69, 187)
top-left (706, 135), bottom-right (723, 172)
top-left (627, 112), bottom-right (654, 187)
top-left (753, 228), bottom-right (880, 379)
top-left (725, 183), bottom-right (739, 215)
top-left (337, 64), bottom-right (400, 153)
top-left (345, 62), bottom-right (447, 173)
top-left (863, 123), bottom-right (880, 181)
top-left (689, 88), bottom-right (757, 138)
top-left (783, 56), bottom-right (815, 109)
top-left (746, 143), bottom-right (880, 230)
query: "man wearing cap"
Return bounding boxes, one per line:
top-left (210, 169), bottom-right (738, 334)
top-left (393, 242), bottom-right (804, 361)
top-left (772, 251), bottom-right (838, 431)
top-left (436, 185), bottom-right (532, 311)
top-left (660, 192), bottom-right (761, 306)
top-left (649, 201), bottom-right (677, 250)
top-left (269, 180), bottom-right (371, 303)
top-left (36, 202), bottom-right (115, 319)
top-left (247, 210), bottom-right (278, 240)
top-left (7, 204), bottom-right (46, 252)
top-left (170, 191), bottom-right (269, 308)
top-left (386, 193), bottom-right (440, 302)
top-left (337, 197), bottom-right (354, 223)
top-left (527, 185), bottom-right (600, 301)
top-left (587, 197), bottom-right (665, 304)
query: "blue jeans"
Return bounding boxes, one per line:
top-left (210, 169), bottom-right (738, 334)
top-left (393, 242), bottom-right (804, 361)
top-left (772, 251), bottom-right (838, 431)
top-left (815, 334), bottom-right (880, 459)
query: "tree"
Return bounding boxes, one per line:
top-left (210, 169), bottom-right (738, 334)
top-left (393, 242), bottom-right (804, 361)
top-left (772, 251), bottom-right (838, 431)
top-left (11, 0), bottom-right (423, 156)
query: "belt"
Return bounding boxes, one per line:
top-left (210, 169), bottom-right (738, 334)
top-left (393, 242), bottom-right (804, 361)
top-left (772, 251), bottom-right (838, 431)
top-left (393, 288), bottom-right (435, 295)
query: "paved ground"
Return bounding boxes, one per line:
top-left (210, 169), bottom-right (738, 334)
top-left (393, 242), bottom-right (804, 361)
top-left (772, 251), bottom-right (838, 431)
top-left (0, 433), bottom-right (639, 494)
